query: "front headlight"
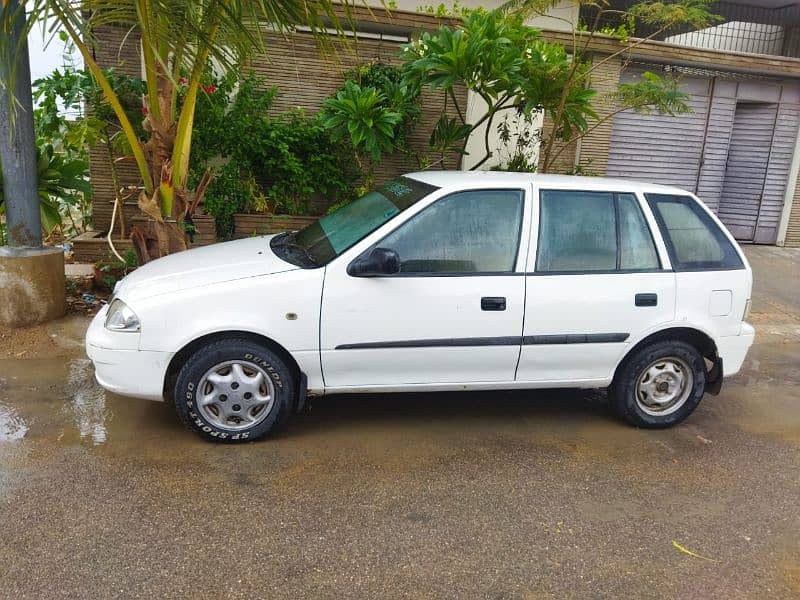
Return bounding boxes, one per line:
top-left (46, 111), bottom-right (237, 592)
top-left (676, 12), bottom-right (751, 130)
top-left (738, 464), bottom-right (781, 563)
top-left (105, 299), bottom-right (141, 332)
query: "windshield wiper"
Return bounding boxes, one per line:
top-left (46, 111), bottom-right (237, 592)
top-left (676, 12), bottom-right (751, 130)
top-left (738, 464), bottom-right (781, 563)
top-left (270, 232), bottom-right (318, 267)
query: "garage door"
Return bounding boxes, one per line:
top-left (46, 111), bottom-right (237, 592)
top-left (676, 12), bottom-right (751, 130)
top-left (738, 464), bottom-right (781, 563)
top-left (718, 102), bottom-right (776, 241)
top-left (606, 71), bottom-right (711, 190)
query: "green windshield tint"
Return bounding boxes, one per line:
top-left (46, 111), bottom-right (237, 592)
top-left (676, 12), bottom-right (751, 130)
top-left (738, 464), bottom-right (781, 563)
top-left (321, 191), bottom-right (401, 254)
top-left (292, 177), bottom-right (438, 265)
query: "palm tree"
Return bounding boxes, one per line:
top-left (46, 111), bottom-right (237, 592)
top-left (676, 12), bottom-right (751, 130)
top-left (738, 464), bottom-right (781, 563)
top-left (25, 0), bottom-right (356, 262)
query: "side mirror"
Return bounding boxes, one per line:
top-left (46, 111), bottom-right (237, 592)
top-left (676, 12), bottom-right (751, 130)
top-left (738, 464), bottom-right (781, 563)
top-left (347, 247), bottom-right (401, 277)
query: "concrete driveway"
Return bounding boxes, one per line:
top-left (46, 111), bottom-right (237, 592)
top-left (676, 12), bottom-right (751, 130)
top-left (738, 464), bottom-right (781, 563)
top-left (1, 246), bottom-right (798, 598)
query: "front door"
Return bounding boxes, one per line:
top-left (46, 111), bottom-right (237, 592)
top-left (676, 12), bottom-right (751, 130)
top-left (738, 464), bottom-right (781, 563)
top-left (516, 189), bottom-right (676, 384)
top-left (320, 188), bottom-right (530, 389)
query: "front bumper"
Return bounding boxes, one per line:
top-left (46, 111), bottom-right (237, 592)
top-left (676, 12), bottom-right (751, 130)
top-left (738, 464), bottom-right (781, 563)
top-left (717, 322), bottom-right (755, 378)
top-left (85, 307), bottom-right (171, 402)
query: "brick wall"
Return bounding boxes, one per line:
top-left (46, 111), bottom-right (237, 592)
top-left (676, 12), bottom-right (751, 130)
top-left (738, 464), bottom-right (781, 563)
top-left (576, 54), bottom-right (622, 175)
top-left (89, 13), bottom-right (465, 234)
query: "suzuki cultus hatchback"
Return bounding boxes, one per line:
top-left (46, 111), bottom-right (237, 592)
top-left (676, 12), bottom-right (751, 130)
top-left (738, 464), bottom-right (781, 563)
top-left (87, 172), bottom-right (754, 442)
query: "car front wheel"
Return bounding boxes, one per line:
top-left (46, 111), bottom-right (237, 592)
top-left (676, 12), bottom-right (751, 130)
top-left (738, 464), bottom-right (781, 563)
top-left (174, 338), bottom-right (295, 442)
top-left (610, 340), bottom-right (706, 428)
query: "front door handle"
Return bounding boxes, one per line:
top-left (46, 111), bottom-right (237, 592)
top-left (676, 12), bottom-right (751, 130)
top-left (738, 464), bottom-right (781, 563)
top-left (481, 296), bottom-right (506, 311)
top-left (635, 293), bottom-right (658, 307)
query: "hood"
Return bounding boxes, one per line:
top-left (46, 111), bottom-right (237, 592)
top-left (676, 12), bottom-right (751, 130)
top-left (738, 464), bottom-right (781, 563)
top-left (115, 235), bottom-right (299, 302)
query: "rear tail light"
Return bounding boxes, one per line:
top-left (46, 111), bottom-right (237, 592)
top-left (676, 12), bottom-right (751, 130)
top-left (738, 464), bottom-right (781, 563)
top-left (743, 299), bottom-right (751, 321)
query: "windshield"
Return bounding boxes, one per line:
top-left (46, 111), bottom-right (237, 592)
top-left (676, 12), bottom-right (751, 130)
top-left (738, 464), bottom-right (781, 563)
top-left (273, 176), bottom-right (438, 267)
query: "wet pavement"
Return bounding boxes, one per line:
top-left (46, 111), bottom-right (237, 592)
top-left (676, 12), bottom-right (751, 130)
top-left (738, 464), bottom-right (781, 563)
top-left (1, 247), bottom-right (799, 598)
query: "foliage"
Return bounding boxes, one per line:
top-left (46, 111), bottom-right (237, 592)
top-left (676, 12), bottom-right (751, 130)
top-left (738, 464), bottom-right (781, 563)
top-left (322, 81), bottom-right (402, 162)
top-left (401, 9), bottom-right (592, 170)
top-left (94, 248), bottom-right (138, 291)
top-left (343, 61), bottom-right (421, 149)
top-left (21, 0), bottom-right (362, 263)
top-left (186, 71), bottom-right (358, 227)
top-left (31, 57), bottom-right (147, 238)
top-left (33, 144), bottom-right (92, 233)
top-left (191, 161), bottom-right (252, 239)
top-left (612, 71), bottom-right (690, 115)
top-left (400, 4), bottom-right (710, 172)
top-left (246, 111), bottom-right (358, 215)
top-left (417, 0), bottom-right (471, 19)
top-left (0, 143), bottom-right (91, 237)
top-left (627, 0), bottom-right (720, 31)
top-left (499, 0), bottom-right (719, 171)
top-left (188, 71), bottom-right (278, 166)
top-left (322, 62), bottom-right (419, 186)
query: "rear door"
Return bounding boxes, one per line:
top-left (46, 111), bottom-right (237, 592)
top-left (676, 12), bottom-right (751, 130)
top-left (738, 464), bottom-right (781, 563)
top-left (516, 187), bottom-right (676, 385)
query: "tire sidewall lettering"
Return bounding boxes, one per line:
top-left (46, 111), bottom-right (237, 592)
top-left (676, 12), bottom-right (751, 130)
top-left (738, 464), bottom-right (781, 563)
top-left (176, 341), bottom-right (291, 442)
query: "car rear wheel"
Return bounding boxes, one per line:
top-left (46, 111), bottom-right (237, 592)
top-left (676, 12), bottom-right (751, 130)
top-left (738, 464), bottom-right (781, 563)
top-left (174, 338), bottom-right (295, 442)
top-left (610, 340), bottom-right (706, 428)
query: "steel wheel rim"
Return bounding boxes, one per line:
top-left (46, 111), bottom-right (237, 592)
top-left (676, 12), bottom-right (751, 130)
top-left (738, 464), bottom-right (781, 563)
top-left (196, 360), bottom-right (275, 431)
top-left (635, 356), bottom-right (693, 417)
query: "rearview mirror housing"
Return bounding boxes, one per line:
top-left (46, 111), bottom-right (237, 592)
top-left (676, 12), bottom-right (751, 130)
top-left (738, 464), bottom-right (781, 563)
top-left (347, 247), bottom-right (401, 277)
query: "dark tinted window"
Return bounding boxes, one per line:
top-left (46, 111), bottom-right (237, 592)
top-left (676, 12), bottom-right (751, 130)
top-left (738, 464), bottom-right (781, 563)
top-left (646, 194), bottom-right (744, 271)
top-left (537, 190), bottom-right (661, 273)
top-left (287, 177), bottom-right (438, 266)
top-left (378, 189), bottom-right (524, 273)
top-left (537, 190), bottom-right (617, 272)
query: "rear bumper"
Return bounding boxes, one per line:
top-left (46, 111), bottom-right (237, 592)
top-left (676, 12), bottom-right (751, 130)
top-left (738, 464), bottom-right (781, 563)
top-left (717, 322), bottom-right (755, 378)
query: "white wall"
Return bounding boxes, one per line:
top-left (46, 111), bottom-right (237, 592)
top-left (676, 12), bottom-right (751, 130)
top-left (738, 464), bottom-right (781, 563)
top-left (461, 91), bottom-right (543, 170)
top-left (372, 0), bottom-right (579, 32)
top-left (666, 21), bottom-right (785, 56)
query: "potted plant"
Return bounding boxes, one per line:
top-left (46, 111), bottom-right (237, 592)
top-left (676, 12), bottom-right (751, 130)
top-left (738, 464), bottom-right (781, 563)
top-left (92, 248), bottom-right (137, 292)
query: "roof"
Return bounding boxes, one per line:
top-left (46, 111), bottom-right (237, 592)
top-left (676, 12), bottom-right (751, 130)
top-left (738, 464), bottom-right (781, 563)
top-left (405, 170), bottom-right (690, 195)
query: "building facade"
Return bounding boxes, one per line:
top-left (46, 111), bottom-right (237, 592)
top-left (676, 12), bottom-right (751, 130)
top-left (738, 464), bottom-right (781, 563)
top-left (89, 1), bottom-right (800, 247)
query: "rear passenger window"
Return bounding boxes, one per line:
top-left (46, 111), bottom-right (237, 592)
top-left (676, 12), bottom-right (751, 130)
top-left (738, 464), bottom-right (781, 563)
top-left (536, 190), bottom-right (660, 273)
top-left (618, 193), bottom-right (659, 270)
top-left (646, 194), bottom-right (744, 271)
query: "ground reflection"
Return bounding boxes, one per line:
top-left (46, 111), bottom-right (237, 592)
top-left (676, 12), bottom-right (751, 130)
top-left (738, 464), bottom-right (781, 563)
top-left (63, 358), bottom-right (110, 445)
top-left (0, 401), bottom-right (28, 441)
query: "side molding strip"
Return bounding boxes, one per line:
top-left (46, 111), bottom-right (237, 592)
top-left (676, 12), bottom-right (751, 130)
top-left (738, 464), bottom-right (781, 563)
top-left (336, 336), bottom-right (521, 350)
top-left (522, 333), bottom-right (629, 345)
top-left (335, 333), bottom-right (629, 350)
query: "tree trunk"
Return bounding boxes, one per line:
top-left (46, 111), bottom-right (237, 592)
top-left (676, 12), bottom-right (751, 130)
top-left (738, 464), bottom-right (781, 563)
top-left (0, 0), bottom-right (42, 248)
top-left (131, 66), bottom-right (188, 264)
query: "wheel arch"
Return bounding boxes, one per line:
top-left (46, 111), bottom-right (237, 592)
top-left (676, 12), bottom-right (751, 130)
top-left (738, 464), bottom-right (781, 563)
top-left (163, 330), bottom-right (302, 402)
top-left (613, 326), bottom-right (718, 382)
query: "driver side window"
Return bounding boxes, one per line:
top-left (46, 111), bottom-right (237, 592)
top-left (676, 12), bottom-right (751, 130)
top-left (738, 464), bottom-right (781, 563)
top-left (377, 189), bottom-right (525, 274)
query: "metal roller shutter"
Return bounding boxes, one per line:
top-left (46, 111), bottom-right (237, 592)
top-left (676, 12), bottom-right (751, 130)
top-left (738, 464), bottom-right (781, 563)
top-left (755, 102), bottom-right (800, 243)
top-left (718, 102), bottom-right (777, 241)
top-left (606, 70), bottom-right (711, 190)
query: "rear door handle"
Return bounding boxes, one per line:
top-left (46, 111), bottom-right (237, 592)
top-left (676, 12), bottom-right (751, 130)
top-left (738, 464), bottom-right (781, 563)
top-left (635, 293), bottom-right (658, 307)
top-left (481, 296), bottom-right (506, 311)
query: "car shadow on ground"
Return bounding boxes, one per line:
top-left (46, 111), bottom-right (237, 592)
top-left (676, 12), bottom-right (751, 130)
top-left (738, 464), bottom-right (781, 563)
top-left (281, 388), bottom-right (619, 439)
top-left (100, 385), bottom-right (618, 447)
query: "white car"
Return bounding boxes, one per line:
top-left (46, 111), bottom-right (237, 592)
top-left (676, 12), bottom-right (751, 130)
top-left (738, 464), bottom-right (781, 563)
top-left (86, 172), bottom-right (755, 442)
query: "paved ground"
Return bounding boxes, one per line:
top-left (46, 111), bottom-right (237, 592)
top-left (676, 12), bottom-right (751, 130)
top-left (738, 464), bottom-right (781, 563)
top-left (1, 246), bottom-right (798, 598)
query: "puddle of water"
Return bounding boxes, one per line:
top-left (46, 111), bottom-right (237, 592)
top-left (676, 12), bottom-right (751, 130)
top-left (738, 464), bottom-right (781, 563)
top-left (62, 359), bottom-right (110, 445)
top-left (0, 402), bottom-right (29, 441)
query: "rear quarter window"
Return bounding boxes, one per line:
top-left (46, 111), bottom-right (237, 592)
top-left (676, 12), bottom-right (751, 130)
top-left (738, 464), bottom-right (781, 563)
top-left (646, 193), bottom-right (744, 271)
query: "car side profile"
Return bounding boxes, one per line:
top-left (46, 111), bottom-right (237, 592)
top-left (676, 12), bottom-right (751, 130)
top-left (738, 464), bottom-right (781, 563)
top-left (86, 172), bottom-right (754, 442)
